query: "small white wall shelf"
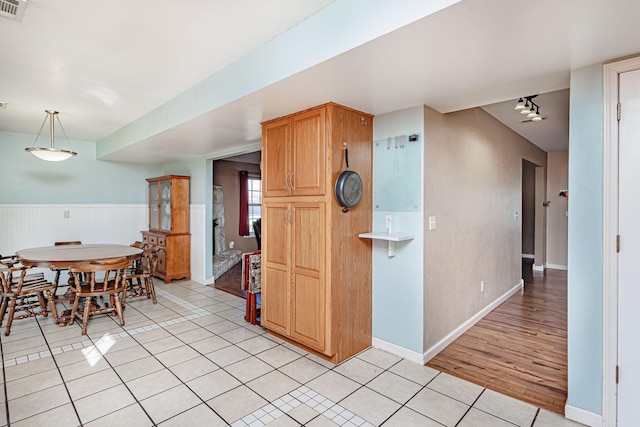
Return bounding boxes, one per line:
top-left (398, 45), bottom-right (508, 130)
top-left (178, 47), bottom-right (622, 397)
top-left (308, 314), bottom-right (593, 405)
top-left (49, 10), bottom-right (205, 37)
top-left (359, 232), bottom-right (414, 257)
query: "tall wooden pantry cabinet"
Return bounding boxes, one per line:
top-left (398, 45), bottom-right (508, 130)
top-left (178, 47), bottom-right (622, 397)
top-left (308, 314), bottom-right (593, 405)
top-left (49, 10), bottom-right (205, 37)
top-left (142, 175), bottom-right (191, 283)
top-left (261, 103), bottom-right (373, 363)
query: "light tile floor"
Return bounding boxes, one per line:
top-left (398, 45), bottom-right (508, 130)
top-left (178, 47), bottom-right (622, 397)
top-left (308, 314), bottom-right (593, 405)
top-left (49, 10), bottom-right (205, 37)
top-left (0, 279), bottom-right (584, 426)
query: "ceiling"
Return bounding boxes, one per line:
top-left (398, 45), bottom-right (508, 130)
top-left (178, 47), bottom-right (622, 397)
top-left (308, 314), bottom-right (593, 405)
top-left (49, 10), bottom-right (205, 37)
top-left (2, 0), bottom-right (640, 162)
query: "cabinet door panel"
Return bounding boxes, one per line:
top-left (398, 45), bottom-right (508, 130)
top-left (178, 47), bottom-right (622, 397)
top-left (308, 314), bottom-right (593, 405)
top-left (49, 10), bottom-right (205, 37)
top-left (263, 118), bottom-right (291, 197)
top-left (292, 203), bottom-right (324, 274)
top-left (263, 203), bottom-right (289, 266)
top-left (292, 108), bottom-right (325, 196)
top-left (262, 266), bottom-right (289, 335)
top-left (291, 202), bottom-right (325, 352)
top-left (262, 202), bottom-right (290, 335)
top-left (291, 274), bottom-right (324, 351)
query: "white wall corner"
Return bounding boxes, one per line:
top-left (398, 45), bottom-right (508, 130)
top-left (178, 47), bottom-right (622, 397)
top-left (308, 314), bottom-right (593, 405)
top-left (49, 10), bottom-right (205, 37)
top-left (190, 204), bottom-right (207, 284)
top-left (564, 404), bottom-right (603, 427)
top-left (422, 280), bottom-right (524, 363)
top-left (532, 264), bottom-right (545, 272)
top-left (371, 337), bottom-right (424, 365)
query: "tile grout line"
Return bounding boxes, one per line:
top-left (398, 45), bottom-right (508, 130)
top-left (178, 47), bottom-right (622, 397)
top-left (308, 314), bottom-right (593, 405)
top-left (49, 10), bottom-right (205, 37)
top-left (34, 318), bottom-right (85, 426)
top-left (0, 326), bottom-right (11, 426)
top-left (1, 289), bottom-right (218, 368)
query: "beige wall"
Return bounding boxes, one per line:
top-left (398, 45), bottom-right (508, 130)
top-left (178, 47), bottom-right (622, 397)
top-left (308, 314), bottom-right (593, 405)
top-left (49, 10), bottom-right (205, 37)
top-left (546, 150), bottom-right (569, 268)
top-left (213, 159), bottom-right (261, 254)
top-left (423, 106), bottom-right (547, 350)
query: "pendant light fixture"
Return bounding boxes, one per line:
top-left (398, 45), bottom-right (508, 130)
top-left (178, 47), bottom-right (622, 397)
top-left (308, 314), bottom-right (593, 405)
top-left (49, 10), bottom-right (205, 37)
top-left (25, 110), bottom-right (77, 161)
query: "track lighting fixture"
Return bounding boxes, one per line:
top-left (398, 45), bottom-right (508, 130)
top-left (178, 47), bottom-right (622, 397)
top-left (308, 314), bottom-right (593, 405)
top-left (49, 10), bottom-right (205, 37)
top-left (514, 95), bottom-right (542, 122)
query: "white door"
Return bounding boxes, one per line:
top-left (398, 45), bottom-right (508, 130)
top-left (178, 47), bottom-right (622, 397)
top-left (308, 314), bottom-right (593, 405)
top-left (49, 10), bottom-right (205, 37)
top-left (618, 68), bottom-right (640, 425)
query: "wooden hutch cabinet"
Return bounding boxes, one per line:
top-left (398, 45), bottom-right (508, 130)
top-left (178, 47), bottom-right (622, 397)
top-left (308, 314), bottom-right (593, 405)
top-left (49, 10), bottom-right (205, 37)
top-left (261, 103), bottom-right (373, 363)
top-left (142, 175), bottom-right (191, 283)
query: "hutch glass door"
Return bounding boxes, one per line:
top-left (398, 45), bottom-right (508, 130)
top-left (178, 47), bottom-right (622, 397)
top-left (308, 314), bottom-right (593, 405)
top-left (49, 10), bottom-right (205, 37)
top-left (160, 182), bottom-right (172, 231)
top-left (149, 183), bottom-right (159, 229)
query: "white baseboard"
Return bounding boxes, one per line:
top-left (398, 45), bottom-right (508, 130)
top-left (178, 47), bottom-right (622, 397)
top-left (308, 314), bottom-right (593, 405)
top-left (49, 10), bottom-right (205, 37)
top-left (371, 337), bottom-right (424, 365)
top-left (532, 264), bottom-right (545, 272)
top-left (564, 404), bottom-right (602, 427)
top-left (521, 253), bottom-right (534, 259)
top-left (546, 263), bottom-right (568, 271)
top-left (193, 278), bottom-right (215, 285)
top-left (422, 280), bottom-right (524, 363)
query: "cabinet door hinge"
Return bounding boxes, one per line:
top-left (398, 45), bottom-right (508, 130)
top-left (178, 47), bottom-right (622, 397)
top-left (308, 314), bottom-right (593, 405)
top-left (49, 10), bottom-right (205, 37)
top-left (617, 103), bottom-right (622, 121)
top-left (617, 235), bottom-right (621, 253)
top-left (616, 365), bottom-right (620, 384)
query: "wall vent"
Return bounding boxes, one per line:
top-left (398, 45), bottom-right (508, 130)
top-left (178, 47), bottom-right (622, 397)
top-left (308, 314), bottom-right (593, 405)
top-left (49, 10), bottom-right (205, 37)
top-left (0, 0), bottom-right (27, 22)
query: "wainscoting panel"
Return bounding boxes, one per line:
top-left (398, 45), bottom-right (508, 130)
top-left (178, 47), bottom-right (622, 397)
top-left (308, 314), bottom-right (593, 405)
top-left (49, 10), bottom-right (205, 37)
top-left (0, 204), bottom-right (148, 256)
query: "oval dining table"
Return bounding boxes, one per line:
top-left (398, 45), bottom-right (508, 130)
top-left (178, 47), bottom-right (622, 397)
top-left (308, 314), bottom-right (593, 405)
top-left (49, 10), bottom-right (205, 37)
top-left (16, 244), bottom-right (143, 326)
top-left (16, 243), bottom-right (143, 269)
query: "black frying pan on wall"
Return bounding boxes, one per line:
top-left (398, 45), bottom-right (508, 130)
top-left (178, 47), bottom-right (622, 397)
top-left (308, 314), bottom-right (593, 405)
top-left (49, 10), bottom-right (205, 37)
top-left (334, 143), bottom-right (363, 213)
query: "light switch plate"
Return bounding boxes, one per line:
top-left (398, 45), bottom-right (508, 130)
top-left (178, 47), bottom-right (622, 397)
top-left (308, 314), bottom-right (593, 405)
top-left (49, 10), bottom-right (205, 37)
top-left (429, 216), bottom-right (436, 230)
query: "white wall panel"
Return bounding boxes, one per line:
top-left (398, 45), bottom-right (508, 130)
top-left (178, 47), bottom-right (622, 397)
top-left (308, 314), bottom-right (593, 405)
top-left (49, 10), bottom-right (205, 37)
top-left (0, 204), bottom-right (148, 256)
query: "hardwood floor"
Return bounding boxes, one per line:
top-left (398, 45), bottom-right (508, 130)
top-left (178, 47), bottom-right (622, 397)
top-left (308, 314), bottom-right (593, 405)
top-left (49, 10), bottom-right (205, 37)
top-left (211, 261), bottom-right (244, 298)
top-left (427, 260), bottom-right (567, 414)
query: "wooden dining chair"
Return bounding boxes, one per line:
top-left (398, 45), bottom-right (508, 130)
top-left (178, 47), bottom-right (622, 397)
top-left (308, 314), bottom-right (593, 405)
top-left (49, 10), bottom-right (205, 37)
top-left (125, 243), bottom-right (159, 304)
top-left (0, 259), bottom-right (58, 336)
top-left (0, 254), bottom-right (45, 282)
top-left (68, 257), bottom-right (129, 335)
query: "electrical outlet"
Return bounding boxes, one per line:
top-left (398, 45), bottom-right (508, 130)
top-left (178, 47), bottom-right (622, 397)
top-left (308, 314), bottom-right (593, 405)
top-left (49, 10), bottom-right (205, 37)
top-left (63, 210), bottom-right (70, 219)
top-left (481, 281), bottom-right (485, 293)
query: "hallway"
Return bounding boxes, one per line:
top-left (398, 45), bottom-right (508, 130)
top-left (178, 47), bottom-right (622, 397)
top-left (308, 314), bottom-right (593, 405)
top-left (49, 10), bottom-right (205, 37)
top-left (427, 261), bottom-right (568, 414)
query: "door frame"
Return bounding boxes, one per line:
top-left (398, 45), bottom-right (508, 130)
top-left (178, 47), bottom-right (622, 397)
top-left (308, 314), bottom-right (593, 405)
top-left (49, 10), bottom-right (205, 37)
top-left (603, 55), bottom-right (640, 426)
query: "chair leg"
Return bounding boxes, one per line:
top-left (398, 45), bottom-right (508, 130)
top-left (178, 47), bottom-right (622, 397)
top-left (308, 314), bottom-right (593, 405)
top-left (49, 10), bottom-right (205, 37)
top-left (120, 284), bottom-right (128, 307)
top-left (44, 289), bottom-right (59, 322)
top-left (37, 291), bottom-right (49, 317)
top-left (81, 298), bottom-right (91, 335)
top-left (0, 296), bottom-right (8, 326)
top-left (5, 297), bottom-right (16, 336)
top-left (114, 293), bottom-right (125, 326)
top-left (245, 293), bottom-right (251, 323)
top-left (69, 294), bottom-right (81, 326)
top-left (146, 277), bottom-right (157, 304)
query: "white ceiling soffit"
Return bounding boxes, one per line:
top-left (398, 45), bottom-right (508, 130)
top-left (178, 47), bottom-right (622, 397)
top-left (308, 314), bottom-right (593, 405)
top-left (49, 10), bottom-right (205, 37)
top-left (0, 0), bottom-right (336, 141)
top-left (3, 0), bottom-right (640, 162)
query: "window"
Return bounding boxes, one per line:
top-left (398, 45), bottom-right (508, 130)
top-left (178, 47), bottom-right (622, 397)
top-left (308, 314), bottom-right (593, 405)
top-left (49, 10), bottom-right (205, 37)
top-left (239, 170), bottom-right (261, 236)
top-left (247, 176), bottom-right (261, 235)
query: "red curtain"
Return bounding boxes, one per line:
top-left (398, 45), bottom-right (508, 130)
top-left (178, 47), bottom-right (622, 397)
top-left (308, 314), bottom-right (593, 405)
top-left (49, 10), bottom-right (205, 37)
top-left (239, 170), bottom-right (249, 236)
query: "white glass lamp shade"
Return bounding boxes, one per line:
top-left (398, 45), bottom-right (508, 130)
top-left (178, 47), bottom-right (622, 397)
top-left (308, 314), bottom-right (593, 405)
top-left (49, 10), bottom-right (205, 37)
top-left (25, 147), bottom-right (76, 161)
